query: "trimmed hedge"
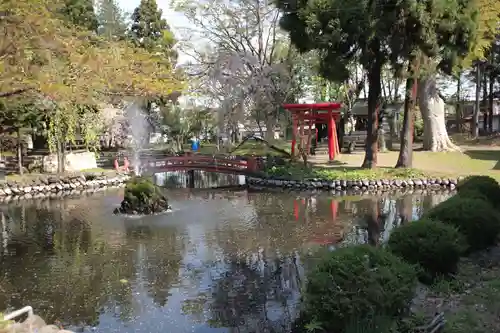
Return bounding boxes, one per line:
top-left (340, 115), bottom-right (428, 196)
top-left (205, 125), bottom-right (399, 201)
top-left (387, 219), bottom-right (466, 283)
top-left (425, 196), bottom-right (500, 251)
top-left (457, 175), bottom-right (500, 208)
top-left (303, 245), bottom-right (417, 333)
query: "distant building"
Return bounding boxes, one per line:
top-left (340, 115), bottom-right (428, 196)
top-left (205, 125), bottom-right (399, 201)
top-left (446, 99), bottom-right (500, 132)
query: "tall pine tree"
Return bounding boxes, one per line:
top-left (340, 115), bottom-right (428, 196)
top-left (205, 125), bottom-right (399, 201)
top-left (96, 0), bottom-right (128, 40)
top-left (129, 0), bottom-right (177, 64)
top-left (60, 0), bottom-right (99, 32)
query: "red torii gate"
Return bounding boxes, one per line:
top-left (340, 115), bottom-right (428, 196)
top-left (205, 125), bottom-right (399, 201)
top-left (282, 102), bottom-right (342, 161)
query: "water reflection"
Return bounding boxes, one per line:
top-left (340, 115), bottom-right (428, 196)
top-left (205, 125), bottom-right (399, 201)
top-left (154, 171), bottom-right (245, 189)
top-left (0, 189), bottom-right (451, 332)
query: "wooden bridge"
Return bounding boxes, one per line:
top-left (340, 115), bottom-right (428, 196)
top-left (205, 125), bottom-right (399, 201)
top-left (140, 154), bottom-right (261, 175)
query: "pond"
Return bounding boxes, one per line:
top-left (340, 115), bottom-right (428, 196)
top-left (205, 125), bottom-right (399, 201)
top-left (0, 171), bottom-right (451, 333)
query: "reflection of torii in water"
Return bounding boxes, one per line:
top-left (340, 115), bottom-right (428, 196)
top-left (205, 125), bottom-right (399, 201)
top-left (293, 198), bottom-right (340, 245)
top-left (293, 197), bottom-right (338, 222)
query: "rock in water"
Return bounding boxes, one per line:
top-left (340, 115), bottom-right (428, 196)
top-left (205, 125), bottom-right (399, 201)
top-left (114, 176), bottom-right (171, 215)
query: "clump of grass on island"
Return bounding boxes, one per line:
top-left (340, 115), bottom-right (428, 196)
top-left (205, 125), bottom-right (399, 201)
top-left (265, 163), bottom-right (430, 181)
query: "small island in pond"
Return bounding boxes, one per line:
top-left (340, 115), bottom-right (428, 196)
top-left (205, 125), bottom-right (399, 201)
top-left (114, 176), bottom-right (171, 215)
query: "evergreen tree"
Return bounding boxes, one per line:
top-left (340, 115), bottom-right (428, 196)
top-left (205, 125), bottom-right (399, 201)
top-left (277, 0), bottom-right (478, 168)
top-left (60, 0), bottom-right (99, 32)
top-left (129, 0), bottom-right (177, 63)
top-left (96, 0), bottom-right (128, 40)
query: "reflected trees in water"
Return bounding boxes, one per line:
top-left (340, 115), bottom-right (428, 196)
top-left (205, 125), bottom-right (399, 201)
top-left (182, 254), bottom-right (302, 333)
top-left (123, 222), bottom-right (185, 307)
top-left (155, 170), bottom-right (242, 189)
top-left (0, 204), bottom-right (137, 327)
top-left (0, 190), bottom-right (453, 332)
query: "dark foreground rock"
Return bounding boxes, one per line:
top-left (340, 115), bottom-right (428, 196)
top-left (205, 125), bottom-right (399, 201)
top-left (114, 176), bottom-right (171, 215)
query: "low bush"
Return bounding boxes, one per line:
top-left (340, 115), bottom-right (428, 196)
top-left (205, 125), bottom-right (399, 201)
top-left (387, 219), bottom-right (466, 283)
top-left (456, 189), bottom-right (489, 202)
top-left (425, 196), bottom-right (500, 251)
top-left (302, 245), bottom-right (417, 333)
top-left (457, 175), bottom-right (500, 208)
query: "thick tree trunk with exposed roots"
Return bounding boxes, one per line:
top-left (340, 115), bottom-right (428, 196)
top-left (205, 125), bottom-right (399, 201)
top-left (417, 74), bottom-right (461, 152)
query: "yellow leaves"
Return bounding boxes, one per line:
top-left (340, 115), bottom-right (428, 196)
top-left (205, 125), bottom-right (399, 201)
top-left (1, 0), bottom-right (183, 103)
top-left (459, 0), bottom-right (500, 68)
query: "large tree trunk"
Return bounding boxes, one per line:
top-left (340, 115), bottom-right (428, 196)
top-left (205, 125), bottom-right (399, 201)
top-left (417, 73), bottom-right (461, 152)
top-left (482, 73), bottom-right (488, 132)
top-left (56, 138), bottom-right (65, 173)
top-left (472, 63), bottom-right (481, 138)
top-left (16, 128), bottom-right (23, 175)
top-left (265, 115), bottom-right (276, 142)
top-left (488, 70), bottom-right (494, 132)
top-left (362, 46), bottom-right (383, 168)
top-left (455, 73), bottom-right (462, 133)
top-left (395, 74), bottom-right (416, 168)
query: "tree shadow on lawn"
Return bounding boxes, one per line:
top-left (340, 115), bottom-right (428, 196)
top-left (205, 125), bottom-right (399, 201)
top-left (463, 150), bottom-right (500, 170)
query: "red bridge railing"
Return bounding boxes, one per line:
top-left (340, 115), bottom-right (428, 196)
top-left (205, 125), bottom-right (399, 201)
top-left (141, 154), bottom-right (261, 174)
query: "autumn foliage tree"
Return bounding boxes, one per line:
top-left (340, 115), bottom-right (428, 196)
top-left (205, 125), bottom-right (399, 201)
top-left (0, 0), bottom-right (183, 172)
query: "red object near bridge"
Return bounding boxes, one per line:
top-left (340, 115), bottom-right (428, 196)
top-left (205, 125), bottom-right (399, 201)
top-left (282, 102), bottom-right (343, 161)
top-left (142, 154), bottom-right (260, 174)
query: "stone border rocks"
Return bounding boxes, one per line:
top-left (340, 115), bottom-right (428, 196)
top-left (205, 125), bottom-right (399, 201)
top-left (246, 175), bottom-right (463, 192)
top-left (0, 173), bottom-right (131, 201)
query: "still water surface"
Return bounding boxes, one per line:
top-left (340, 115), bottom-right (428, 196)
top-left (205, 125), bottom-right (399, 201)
top-left (0, 171), bottom-right (450, 333)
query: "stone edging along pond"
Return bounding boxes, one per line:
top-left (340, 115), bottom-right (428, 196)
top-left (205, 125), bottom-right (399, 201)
top-left (0, 171), bottom-right (462, 202)
top-left (246, 175), bottom-right (463, 191)
top-left (0, 173), bottom-right (131, 201)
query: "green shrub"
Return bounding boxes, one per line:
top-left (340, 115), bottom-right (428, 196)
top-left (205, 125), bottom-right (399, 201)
top-left (457, 175), bottom-right (500, 208)
top-left (456, 189), bottom-right (489, 202)
top-left (125, 176), bottom-right (162, 203)
top-left (387, 219), bottom-right (466, 282)
top-left (425, 196), bottom-right (500, 251)
top-left (302, 245), bottom-right (417, 333)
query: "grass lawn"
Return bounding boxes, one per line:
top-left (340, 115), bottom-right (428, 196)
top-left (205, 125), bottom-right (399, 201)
top-left (413, 251), bottom-right (500, 333)
top-left (3, 167), bottom-right (116, 182)
top-left (306, 145), bottom-right (500, 181)
top-left (266, 163), bottom-right (429, 180)
top-left (181, 140), bottom-right (291, 156)
top-left (231, 140), bottom-right (290, 156)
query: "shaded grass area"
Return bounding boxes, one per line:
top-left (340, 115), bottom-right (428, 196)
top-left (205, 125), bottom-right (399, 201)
top-left (320, 148), bottom-right (500, 181)
top-left (413, 251), bottom-right (500, 333)
top-left (231, 140), bottom-right (290, 156)
top-left (450, 133), bottom-right (500, 147)
top-left (180, 140), bottom-right (291, 156)
top-left (3, 167), bottom-right (116, 182)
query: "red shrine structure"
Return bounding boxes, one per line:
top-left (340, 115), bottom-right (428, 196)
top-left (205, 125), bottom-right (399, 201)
top-left (282, 102), bottom-right (342, 161)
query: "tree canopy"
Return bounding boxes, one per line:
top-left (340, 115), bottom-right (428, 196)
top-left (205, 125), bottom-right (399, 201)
top-left (130, 0), bottom-right (178, 63)
top-left (0, 0), bottom-right (183, 103)
top-left (96, 0), bottom-right (128, 40)
top-left (60, 0), bottom-right (99, 32)
top-left (277, 0), bottom-right (479, 166)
